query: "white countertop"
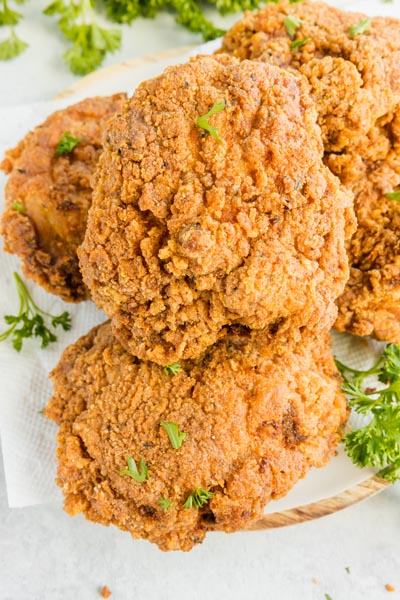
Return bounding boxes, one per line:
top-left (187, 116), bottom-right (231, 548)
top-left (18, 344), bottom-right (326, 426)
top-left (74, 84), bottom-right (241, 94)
top-left (0, 1), bottom-right (399, 598)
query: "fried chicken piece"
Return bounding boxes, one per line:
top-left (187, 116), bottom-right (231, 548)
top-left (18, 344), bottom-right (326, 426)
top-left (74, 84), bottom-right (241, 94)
top-left (1, 94), bottom-right (126, 302)
top-left (333, 150), bottom-right (400, 341)
top-left (46, 321), bottom-right (347, 552)
top-left (79, 54), bottom-right (354, 366)
top-left (219, 0), bottom-right (400, 342)
top-left (219, 1), bottom-right (400, 155)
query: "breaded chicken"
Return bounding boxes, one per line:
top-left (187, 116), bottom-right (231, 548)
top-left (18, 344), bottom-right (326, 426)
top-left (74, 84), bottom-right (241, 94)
top-left (79, 54), bottom-right (354, 366)
top-left (1, 94), bottom-right (126, 302)
top-left (333, 154), bottom-right (400, 340)
top-left (219, 1), bottom-right (400, 155)
top-left (46, 321), bottom-right (348, 552)
top-left (219, 1), bottom-right (400, 342)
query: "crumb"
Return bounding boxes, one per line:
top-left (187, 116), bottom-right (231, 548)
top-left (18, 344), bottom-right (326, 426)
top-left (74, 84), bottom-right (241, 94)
top-left (385, 584), bottom-right (396, 592)
top-left (312, 578), bottom-right (318, 584)
top-left (100, 586), bottom-right (112, 598)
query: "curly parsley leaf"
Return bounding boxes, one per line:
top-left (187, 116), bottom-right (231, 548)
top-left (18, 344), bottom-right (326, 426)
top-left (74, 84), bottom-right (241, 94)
top-left (183, 488), bottom-right (213, 509)
top-left (348, 17), bottom-right (371, 38)
top-left (337, 344), bottom-right (400, 482)
top-left (0, 0), bottom-right (28, 61)
top-left (196, 100), bottom-right (226, 143)
top-left (44, 0), bottom-right (121, 75)
top-left (119, 456), bottom-right (148, 483)
top-left (160, 421), bottom-right (187, 449)
top-left (0, 272), bottom-right (72, 351)
top-left (55, 131), bottom-right (81, 155)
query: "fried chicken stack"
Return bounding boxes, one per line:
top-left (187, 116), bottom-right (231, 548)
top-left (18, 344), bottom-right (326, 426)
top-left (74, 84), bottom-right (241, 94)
top-left (3, 0), bottom-right (399, 551)
top-left (43, 53), bottom-right (353, 551)
top-left (78, 54), bottom-right (353, 364)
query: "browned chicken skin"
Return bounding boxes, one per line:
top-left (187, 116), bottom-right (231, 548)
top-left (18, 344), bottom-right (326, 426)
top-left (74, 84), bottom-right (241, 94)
top-left (79, 54), bottom-right (354, 365)
top-left (219, 0), bottom-right (400, 342)
top-left (1, 94), bottom-right (126, 302)
top-left (46, 322), bottom-right (347, 552)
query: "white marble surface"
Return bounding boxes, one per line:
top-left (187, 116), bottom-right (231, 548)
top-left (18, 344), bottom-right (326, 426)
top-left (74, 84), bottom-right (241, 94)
top-left (0, 1), bottom-right (399, 598)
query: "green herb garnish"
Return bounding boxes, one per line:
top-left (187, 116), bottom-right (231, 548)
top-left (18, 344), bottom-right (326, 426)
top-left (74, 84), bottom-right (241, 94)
top-left (55, 131), bottom-right (81, 155)
top-left (44, 0), bottom-right (121, 76)
top-left (325, 595), bottom-right (333, 600)
top-left (345, 566), bottom-right (350, 574)
top-left (290, 37), bottom-right (311, 51)
top-left (160, 421), bottom-right (187, 449)
top-left (119, 456), bottom-right (148, 483)
top-left (0, 0), bottom-right (28, 61)
top-left (348, 18), bottom-right (371, 38)
top-left (196, 100), bottom-right (226, 143)
top-left (12, 202), bottom-right (25, 213)
top-left (158, 497), bottom-right (174, 512)
top-left (163, 362), bottom-right (182, 376)
top-left (284, 15), bottom-right (302, 37)
top-left (336, 344), bottom-right (400, 482)
top-left (386, 190), bottom-right (400, 201)
top-left (183, 488), bottom-right (213, 509)
top-left (0, 272), bottom-right (71, 351)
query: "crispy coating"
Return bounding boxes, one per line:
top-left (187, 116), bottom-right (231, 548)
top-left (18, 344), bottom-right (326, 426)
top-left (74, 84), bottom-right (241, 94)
top-left (1, 94), bottom-right (126, 302)
top-left (219, 1), bottom-right (400, 342)
top-left (79, 54), bottom-right (354, 365)
top-left (219, 1), bottom-right (400, 154)
top-left (46, 321), bottom-right (348, 552)
top-left (332, 147), bottom-right (400, 340)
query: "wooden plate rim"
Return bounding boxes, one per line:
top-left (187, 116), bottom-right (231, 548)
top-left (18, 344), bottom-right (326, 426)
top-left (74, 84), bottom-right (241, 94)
top-left (56, 48), bottom-right (390, 530)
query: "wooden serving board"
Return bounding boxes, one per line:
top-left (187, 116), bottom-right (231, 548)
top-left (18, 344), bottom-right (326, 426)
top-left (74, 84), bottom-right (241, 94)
top-left (57, 46), bottom-right (390, 530)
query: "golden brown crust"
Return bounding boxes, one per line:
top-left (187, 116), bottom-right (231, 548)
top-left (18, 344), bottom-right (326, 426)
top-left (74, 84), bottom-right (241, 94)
top-left (1, 94), bottom-right (126, 303)
top-left (219, 0), bottom-right (400, 343)
top-left (219, 0), bottom-right (400, 154)
top-left (46, 321), bottom-right (348, 552)
top-left (332, 149), bottom-right (400, 341)
top-left (79, 54), bottom-right (354, 365)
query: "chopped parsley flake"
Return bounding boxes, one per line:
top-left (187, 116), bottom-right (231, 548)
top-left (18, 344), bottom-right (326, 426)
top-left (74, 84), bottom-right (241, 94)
top-left (55, 131), bottom-right (81, 155)
top-left (183, 488), bottom-right (213, 509)
top-left (196, 100), bottom-right (226, 143)
top-left (163, 362), bottom-right (182, 376)
top-left (119, 456), bottom-right (148, 483)
top-left (290, 37), bottom-right (311, 51)
top-left (348, 18), bottom-right (371, 38)
top-left (160, 421), bottom-right (187, 449)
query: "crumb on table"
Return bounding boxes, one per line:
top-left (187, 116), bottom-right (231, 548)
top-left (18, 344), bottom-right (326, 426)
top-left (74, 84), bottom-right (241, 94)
top-left (100, 585), bottom-right (112, 598)
top-left (385, 584), bottom-right (396, 592)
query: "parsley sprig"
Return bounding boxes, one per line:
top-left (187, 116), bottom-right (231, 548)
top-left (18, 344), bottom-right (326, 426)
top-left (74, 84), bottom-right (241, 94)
top-left (44, 0), bottom-right (121, 75)
top-left (0, 272), bottom-right (71, 351)
top-left (119, 456), bottom-right (148, 483)
top-left (0, 0), bottom-right (28, 61)
top-left (183, 488), bottom-right (213, 509)
top-left (336, 344), bottom-right (400, 482)
top-left (160, 421), bottom-right (187, 449)
top-left (196, 100), bottom-right (226, 143)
